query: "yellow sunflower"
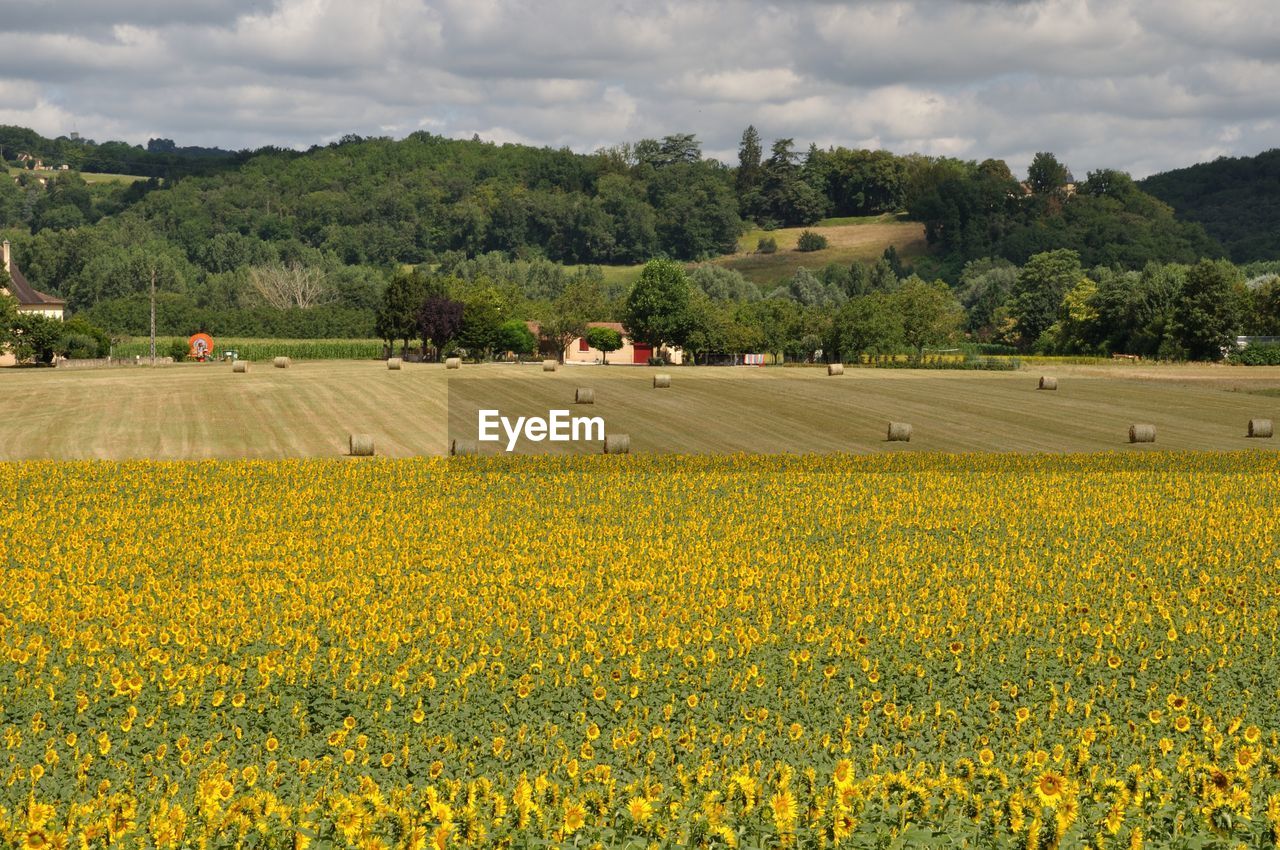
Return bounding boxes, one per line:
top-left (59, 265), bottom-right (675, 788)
top-left (627, 797), bottom-right (652, 824)
top-left (562, 800), bottom-right (586, 834)
top-left (1034, 771), bottom-right (1068, 808)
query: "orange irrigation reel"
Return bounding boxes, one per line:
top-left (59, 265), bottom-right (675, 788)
top-left (188, 333), bottom-right (214, 361)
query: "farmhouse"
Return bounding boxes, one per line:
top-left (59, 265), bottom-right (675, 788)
top-left (2, 241), bottom-right (64, 320)
top-left (521, 320), bottom-right (684, 364)
top-left (565, 321), bottom-right (684, 365)
top-left (1, 239), bottom-right (65, 367)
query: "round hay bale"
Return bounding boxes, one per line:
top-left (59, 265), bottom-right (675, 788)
top-left (653, 374), bottom-right (671, 388)
top-left (603, 434), bottom-right (631, 455)
top-left (542, 359), bottom-right (558, 372)
top-left (232, 360), bottom-right (248, 373)
top-left (450, 438), bottom-right (478, 456)
top-left (575, 387), bottom-right (595, 404)
top-left (886, 422), bottom-right (912, 442)
top-left (1038, 376), bottom-right (1057, 390)
top-left (445, 357), bottom-right (461, 369)
top-left (273, 356), bottom-right (291, 369)
top-left (1128, 424), bottom-right (1156, 443)
top-left (828, 363), bottom-right (844, 376)
top-left (349, 434), bottom-right (374, 456)
top-left (1248, 418), bottom-right (1274, 438)
top-left (387, 357), bottom-right (403, 370)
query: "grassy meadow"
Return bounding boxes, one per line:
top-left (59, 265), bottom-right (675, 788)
top-left (76, 170), bottom-right (149, 185)
top-left (6, 165), bottom-right (147, 184)
top-left (720, 215), bottom-right (928, 285)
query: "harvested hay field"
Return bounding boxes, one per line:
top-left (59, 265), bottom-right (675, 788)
top-left (2, 360), bottom-right (1279, 460)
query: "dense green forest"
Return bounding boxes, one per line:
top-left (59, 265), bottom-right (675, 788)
top-left (1139, 148), bottom-right (1280, 262)
top-left (2, 123), bottom-right (1277, 363)
top-left (905, 153), bottom-right (1221, 280)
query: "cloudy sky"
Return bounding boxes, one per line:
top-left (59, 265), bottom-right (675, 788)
top-left (0, 0), bottom-right (1276, 177)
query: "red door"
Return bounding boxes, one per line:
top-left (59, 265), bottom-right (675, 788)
top-left (633, 343), bottom-right (652, 364)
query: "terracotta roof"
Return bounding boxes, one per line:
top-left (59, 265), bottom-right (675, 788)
top-left (5, 262), bottom-right (64, 307)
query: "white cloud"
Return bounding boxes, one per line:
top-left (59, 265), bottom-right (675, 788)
top-left (675, 69), bottom-right (806, 103)
top-left (0, 0), bottom-right (1274, 177)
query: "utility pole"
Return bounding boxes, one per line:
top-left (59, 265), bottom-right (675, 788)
top-left (149, 266), bottom-right (157, 366)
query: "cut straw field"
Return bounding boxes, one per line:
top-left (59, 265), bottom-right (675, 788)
top-left (718, 215), bottom-right (929, 284)
top-left (560, 214), bottom-right (930, 291)
top-left (2, 360), bottom-right (1279, 460)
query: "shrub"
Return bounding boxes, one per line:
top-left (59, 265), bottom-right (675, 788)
top-left (168, 339), bottom-right (189, 362)
top-left (56, 316), bottom-right (111, 359)
top-left (495, 319), bottom-right (537, 356)
top-left (1235, 342), bottom-right (1280, 365)
top-left (60, 334), bottom-right (100, 360)
top-left (757, 237), bottom-right (777, 254)
top-left (797, 230), bottom-right (829, 252)
top-left (13, 313), bottom-right (61, 363)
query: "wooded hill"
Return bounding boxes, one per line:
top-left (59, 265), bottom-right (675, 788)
top-left (0, 124), bottom-right (1271, 346)
top-left (1139, 148), bottom-right (1280, 262)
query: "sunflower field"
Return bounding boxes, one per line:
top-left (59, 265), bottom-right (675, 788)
top-left (1, 452), bottom-right (1279, 850)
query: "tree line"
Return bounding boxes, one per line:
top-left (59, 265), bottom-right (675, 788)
top-left (7, 245), bottom-right (1278, 364)
top-left (2, 124), bottom-right (1278, 364)
top-left (359, 251), bottom-right (1280, 365)
top-left (0, 124), bottom-right (242, 179)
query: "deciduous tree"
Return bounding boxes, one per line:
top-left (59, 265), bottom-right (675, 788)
top-left (496, 319), bottom-right (537, 356)
top-left (541, 275), bottom-right (607, 362)
top-left (827, 293), bottom-right (904, 359)
top-left (416, 295), bottom-right (464, 360)
top-left (376, 268), bottom-right (437, 353)
top-left (248, 262), bottom-right (331, 310)
top-left (895, 276), bottom-right (964, 355)
top-left (1027, 152), bottom-right (1070, 196)
top-left (584, 326), bottom-right (623, 364)
top-left (623, 258), bottom-right (694, 350)
top-left (1012, 250), bottom-right (1084, 350)
top-left (1175, 259), bottom-right (1246, 360)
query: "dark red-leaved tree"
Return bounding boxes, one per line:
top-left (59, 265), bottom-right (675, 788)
top-left (416, 295), bottom-right (465, 361)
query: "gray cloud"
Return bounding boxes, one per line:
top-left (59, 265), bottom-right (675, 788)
top-left (0, 0), bottom-right (277, 33)
top-left (0, 0), bottom-right (1275, 177)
